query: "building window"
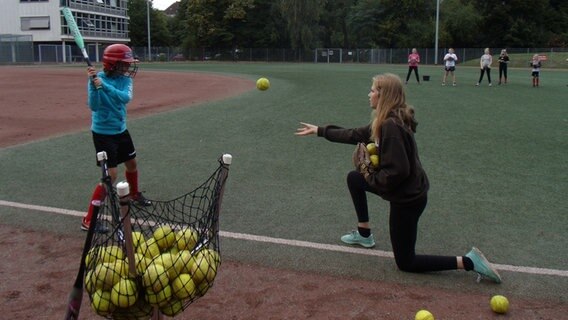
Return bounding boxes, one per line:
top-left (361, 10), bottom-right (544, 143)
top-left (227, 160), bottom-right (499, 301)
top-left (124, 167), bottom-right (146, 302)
top-left (21, 16), bottom-right (50, 30)
top-left (79, 18), bottom-right (95, 28)
top-left (70, 11), bottom-right (128, 38)
top-left (73, 0), bottom-right (125, 9)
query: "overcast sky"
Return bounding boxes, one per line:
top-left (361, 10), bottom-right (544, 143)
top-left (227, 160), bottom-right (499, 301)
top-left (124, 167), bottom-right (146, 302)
top-left (152, 0), bottom-right (177, 11)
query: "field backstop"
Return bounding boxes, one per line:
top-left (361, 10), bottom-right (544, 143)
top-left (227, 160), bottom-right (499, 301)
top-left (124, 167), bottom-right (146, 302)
top-left (0, 34), bottom-right (34, 65)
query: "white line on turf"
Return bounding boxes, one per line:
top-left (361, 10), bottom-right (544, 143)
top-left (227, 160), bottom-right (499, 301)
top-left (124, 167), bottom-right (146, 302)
top-left (0, 200), bottom-right (85, 217)
top-left (1, 200), bottom-right (567, 278)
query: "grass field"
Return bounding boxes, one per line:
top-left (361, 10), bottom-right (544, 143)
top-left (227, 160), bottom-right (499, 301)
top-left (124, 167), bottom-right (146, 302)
top-left (1, 62), bottom-right (567, 306)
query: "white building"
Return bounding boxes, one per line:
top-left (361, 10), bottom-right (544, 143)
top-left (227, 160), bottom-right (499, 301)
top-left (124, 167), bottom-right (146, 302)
top-left (0, 0), bottom-right (130, 63)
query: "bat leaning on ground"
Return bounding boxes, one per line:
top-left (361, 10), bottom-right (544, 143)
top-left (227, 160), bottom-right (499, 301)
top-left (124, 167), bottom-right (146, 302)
top-left (63, 152), bottom-right (110, 319)
top-left (63, 200), bottom-right (101, 320)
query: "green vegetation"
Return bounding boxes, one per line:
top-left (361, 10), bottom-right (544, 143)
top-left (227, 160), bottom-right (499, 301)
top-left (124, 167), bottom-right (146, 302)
top-left (128, 0), bottom-right (568, 50)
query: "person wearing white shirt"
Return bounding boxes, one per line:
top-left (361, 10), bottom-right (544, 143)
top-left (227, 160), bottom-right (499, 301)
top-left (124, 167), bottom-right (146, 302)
top-left (476, 48), bottom-right (493, 86)
top-left (442, 48), bottom-right (458, 86)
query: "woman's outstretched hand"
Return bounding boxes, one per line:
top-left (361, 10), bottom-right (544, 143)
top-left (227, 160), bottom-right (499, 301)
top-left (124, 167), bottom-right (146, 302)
top-left (295, 122), bottom-right (318, 136)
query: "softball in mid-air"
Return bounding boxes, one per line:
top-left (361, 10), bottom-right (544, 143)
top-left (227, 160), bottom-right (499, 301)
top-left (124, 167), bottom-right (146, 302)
top-left (256, 77), bottom-right (270, 91)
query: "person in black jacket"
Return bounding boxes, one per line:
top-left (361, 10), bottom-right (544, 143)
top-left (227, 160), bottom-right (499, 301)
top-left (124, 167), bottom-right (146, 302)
top-left (295, 73), bottom-right (501, 283)
top-left (498, 49), bottom-right (510, 85)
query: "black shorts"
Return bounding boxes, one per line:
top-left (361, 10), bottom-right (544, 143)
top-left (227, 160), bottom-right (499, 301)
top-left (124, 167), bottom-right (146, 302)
top-left (92, 130), bottom-right (136, 168)
top-left (445, 66), bottom-right (456, 72)
top-left (532, 71), bottom-right (540, 77)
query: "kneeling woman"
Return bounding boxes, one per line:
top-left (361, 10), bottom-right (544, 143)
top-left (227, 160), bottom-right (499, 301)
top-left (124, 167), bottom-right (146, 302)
top-left (295, 73), bottom-right (501, 283)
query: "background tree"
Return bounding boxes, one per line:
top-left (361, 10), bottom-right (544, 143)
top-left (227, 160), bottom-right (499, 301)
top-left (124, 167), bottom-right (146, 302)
top-left (132, 0), bottom-right (568, 51)
top-left (347, 0), bottom-right (435, 48)
top-left (181, 0), bottom-right (254, 48)
top-left (279, 0), bottom-right (327, 49)
top-left (547, 0), bottom-right (568, 46)
top-left (170, 0), bottom-right (192, 55)
top-left (347, 0), bottom-right (384, 47)
top-left (234, 0), bottom-right (288, 47)
top-left (439, 0), bottom-right (482, 47)
top-left (476, 0), bottom-right (547, 47)
top-left (127, 0), bottom-right (148, 46)
top-left (151, 11), bottom-right (173, 46)
top-left (320, 0), bottom-right (356, 48)
top-left (395, 0), bottom-right (436, 48)
top-left (128, 0), bottom-right (172, 47)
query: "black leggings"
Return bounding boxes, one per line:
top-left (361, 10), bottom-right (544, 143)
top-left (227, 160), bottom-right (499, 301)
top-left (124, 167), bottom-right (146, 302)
top-left (406, 66), bottom-right (420, 82)
top-left (478, 67), bottom-right (491, 83)
top-left (347, 171), bottom-right (458, 272)
top-left (499, 64), bottom-right (507, 80)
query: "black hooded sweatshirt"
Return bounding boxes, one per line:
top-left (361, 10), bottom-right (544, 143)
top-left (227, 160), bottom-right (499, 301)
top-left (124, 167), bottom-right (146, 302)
top-left (317, 116), bottom-right (429, 204)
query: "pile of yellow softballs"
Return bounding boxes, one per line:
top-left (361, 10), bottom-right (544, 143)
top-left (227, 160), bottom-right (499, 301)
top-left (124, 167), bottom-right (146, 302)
top-left (366, 143), bottom-right (379, 167)
top-left (85, 225), bottom-right (220, 318)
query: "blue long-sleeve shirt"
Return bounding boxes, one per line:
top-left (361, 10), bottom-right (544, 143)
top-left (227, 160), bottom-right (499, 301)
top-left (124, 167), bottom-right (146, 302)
top-left (87, 71), bottom-right (133, 135)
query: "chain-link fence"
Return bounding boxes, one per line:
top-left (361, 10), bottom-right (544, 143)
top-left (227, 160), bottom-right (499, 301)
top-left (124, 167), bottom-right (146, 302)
top-left (130, 47), bottom-right (568, 68)
top-left (36, 44), bottom-right (71, 63)
top-left (0, 34), bottom-right (34, 65)
top-left (3, 41), bottom-right (568, 68)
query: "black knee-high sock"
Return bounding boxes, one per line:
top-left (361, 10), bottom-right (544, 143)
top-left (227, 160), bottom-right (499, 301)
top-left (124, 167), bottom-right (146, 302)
top-left (463, 256), bottom-right (474, 271)
top-left (358, 227), bottom-right (371, 238)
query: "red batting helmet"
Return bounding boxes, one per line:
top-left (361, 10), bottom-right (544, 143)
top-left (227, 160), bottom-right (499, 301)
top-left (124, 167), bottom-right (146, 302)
top-left (103, 44), bottom-right (138, 77)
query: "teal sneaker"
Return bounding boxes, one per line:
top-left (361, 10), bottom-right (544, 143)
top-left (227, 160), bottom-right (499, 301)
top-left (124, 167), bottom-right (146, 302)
top-left (340, 231), bottom-right (376, 248)
top-left (465, 247), bottom-right (502, 283)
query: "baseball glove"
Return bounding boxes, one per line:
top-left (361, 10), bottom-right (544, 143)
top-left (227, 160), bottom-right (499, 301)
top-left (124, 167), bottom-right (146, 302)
top-left (352, 142), bottom-right (370, 171)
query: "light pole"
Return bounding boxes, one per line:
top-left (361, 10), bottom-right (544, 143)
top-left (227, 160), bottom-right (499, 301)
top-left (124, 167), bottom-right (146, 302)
top-left (147, 0), bottom-right (152, 61)
top-left (434, 0), bottom-right (440, 64)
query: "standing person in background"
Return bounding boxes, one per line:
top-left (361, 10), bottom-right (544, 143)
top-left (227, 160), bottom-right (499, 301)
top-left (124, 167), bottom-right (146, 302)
top-left (233, 46), bottom-right (240, 62)
top-left (530, 54), bottom-right (542, 87)
top-left (476, 48), bottom-right (493, 86)
top-left (442, 48), bottom-right (458, 86)
top-left (81, 44), bottom-right (151, 232)
top-left (405, 48), bottom-right (421, 84)
top-left (498, 49), bottom-right (510, 85)
top-left (295, 73), bottom-right (502, 284)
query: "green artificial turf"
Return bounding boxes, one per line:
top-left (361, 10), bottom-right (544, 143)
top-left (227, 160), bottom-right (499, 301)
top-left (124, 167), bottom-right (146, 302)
top-left (1, 62), bottom-right (566, 300)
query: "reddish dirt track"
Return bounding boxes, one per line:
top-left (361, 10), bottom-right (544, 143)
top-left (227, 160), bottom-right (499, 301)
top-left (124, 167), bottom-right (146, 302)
top-left (0, 66), bottom-right (566, 319)
top-left (0, 66), bottom-right (252, 148)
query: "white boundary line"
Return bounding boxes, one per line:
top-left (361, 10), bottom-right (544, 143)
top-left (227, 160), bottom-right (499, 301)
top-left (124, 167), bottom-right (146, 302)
top-left (0, 200), bottom-right (85, 217)
top-left (1, 200), bottom-right (567, 278)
